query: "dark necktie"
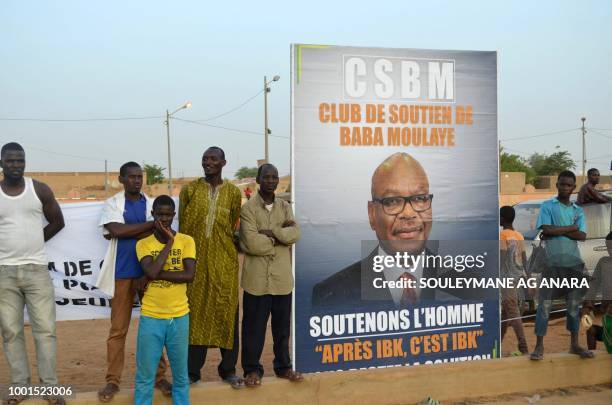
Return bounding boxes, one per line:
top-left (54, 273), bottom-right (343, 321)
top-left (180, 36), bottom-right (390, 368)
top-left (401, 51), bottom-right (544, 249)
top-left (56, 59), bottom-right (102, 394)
top-left (398, 272), bottom-right (417, 307)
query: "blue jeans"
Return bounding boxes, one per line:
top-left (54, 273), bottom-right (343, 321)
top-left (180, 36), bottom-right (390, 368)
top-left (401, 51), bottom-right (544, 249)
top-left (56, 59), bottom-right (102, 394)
top-left (0, 264), bottom-right (58, 385)
top-left (534, 285), bottom-right (582, 337)
top-left (135, 314), bottom-right (189, 405)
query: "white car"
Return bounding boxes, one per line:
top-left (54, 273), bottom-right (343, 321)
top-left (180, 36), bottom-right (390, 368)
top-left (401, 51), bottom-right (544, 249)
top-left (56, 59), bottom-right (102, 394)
top-left (513, 192), bottom-right (611, 276)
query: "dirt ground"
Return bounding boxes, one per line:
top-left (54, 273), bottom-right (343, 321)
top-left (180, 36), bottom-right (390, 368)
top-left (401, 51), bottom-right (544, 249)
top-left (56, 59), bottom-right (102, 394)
top-left (0, 312), bottom-right (602, 394)
top-left (499, 313), bottom-right (604, 357)
top-left (453, 384), bottom-right (612, 405)
top-left (0, 314), bottom-right (278, 392)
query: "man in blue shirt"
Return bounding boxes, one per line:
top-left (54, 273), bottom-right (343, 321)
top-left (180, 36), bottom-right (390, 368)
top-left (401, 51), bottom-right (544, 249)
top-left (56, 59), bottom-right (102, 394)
top-left (97, 162), bottom-right (171, 402)
top-left (531, 170), bottom-right (593, 360)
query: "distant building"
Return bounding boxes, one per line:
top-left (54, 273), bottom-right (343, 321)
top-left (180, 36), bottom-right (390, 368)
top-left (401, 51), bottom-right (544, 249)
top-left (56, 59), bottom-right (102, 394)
top-left (25, 171), bottom-right (123, 200)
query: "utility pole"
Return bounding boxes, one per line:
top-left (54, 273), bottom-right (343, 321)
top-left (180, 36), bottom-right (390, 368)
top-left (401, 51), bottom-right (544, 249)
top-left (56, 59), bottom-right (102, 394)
top-left (264, 76), bottom-right (269, 164)
top-left (166, 109), bottom-right (173, 194)
top-left (104, 159), bottom-right (109, 197)
top-left (263, 75), bottom-right (280, 164)
top-left (581, 117), bottom-right (586, 186)
top-left (164, 101), bottom-right (192, 195)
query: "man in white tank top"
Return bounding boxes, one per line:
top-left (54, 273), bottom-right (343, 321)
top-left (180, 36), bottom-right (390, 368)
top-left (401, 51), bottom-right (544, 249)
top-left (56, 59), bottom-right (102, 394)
top-left (0, 142), bottom-right (65, 404)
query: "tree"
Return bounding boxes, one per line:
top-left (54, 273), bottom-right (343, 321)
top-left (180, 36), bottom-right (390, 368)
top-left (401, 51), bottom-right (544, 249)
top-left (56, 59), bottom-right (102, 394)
top-left (235, 166), bottom-right (258, 179)
top-left (500, 147), bottom-right (536, 184)
top-left (143, 164), bottom-right (166, 185)
top-left (500, 146), bottom-right (577, 185)
top-left (542, 150), bottom-right (576, 175)
top-left (528, 153), bottom-right (547, 175)
top-left (528, 149), bottom-right (575, 176)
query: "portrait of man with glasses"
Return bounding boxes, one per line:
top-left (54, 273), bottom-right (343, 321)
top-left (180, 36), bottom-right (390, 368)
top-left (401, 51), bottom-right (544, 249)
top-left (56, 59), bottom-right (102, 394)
top-left (312, 152), bottom-right (473, 310)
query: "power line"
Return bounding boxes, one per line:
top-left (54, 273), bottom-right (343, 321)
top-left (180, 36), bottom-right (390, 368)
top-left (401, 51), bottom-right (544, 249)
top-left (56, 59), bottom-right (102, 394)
top-left (0, 115), bottom-right (164, 122)
top-left (501, 146), bottom-right (610, 162)
top-left (500, 128), bottom-right (579, 141)
top-left (27, 146), bottom-right (110, 163)
top-left (500, 146), bottom-right (530, 156)
top-left (589, 153), bottom-right (612, 160)
top-left (191, 89), bottom-right (265, 122)
top-left (24, 146), bottom-right (194, 175)
top-left (588, 129), bottom-right (612, 140)
top-left (0, 88), bottom-right (267, 124)
top-left (172, 117), bottom-right (289, 139)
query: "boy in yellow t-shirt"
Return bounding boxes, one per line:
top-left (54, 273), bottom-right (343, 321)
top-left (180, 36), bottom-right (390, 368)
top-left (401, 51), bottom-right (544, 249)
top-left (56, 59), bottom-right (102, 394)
top-left (134, 195), bottom-right (196, 405)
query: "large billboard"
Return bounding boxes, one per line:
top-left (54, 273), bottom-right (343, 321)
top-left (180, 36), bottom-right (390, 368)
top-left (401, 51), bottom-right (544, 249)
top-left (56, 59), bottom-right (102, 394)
top-left (292, 45), bottom-right (499, 373)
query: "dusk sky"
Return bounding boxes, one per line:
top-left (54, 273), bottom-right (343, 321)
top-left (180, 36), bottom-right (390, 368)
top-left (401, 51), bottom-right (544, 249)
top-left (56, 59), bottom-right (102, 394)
top-left (2, 0), bottom-right (611, 178)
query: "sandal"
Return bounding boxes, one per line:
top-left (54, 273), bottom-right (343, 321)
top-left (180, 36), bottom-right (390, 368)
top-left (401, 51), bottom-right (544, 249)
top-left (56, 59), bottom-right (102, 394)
top-left (529, 347), bottom-right (544, 361)
top-left (276, 369), bottom-right (304, 382)
top-left (97, 383), bottom-right (119, 403)
top-left (222, 374), bottom-right (245, 389)
top-left (155, 378), bottom-right (173, 397)
top-left (3, 395), bottom-right (28, 405)
top-left (43, 396), bottom-right (66, 405)
top-left (570, 346), bottom-right (594, 359)
top-left (243, 372), bottom-right (261, 388)
top-left (48, 398), bottom-right (66, 405)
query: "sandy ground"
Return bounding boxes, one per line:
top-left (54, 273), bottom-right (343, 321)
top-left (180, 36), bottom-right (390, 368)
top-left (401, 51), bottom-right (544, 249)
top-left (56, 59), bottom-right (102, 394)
top-left (499, 313), bottom-right (603, 357)
top-left (0, 315), bottom-right (277, 393)
top-left (452, 384), bottom-right (612, 405)
top-left (0, 312), bottom-right (602, 394)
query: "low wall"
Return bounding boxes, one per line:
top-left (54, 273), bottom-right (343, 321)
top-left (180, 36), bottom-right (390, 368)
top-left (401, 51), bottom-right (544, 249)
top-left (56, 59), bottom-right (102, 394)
top-left (43, 351), bottom-right (611, 405)
top-left (500, 192), bottom-right (556, 206)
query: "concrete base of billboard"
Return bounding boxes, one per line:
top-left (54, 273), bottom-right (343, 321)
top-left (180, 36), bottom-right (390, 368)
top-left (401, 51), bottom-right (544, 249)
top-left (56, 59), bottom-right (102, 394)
top-left (25, 351), bottom-right (611, 404)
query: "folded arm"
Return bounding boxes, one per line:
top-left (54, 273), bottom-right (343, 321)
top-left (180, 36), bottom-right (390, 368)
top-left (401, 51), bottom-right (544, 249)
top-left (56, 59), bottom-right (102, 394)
top-left (239, 207), bottom-right (275, 256)
top-left (105, 221), bottom-right (154, 239)
top-left (540, 224), bottom-right (586, 241)
top-left (140, 240), bottom-right (173, 280)
top-left (271, 204), bottom-right (300, 246)
top-left (585, 185), bottom-right (611, 203)
top-left (154, 258), bottom-right (196, 283)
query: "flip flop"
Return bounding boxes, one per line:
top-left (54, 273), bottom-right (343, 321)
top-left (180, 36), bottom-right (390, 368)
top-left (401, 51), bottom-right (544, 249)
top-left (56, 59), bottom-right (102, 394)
top-left (97, 383), bottom-right (119, 403)
top-left (529, 349), bottom-right (543, 361)
top-left (570, 347), bottom-right (595, 359)
top-left (43, 396), bottom-right (66, 405)
top-left (223, 374), bottom-right (245, 389)
top-left (155, 378), bottom-right (173, 397)
top-left (243, 372), bottom-right (261, 388)
top-left (3, 395), bottom-right (28, 405)
top-left (276, 369), bottom-right (304, 382)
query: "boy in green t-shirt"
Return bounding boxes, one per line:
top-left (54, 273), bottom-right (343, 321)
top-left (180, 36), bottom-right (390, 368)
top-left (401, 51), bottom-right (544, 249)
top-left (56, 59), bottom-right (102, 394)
top-left (134, 195), bottom-right (196, 405)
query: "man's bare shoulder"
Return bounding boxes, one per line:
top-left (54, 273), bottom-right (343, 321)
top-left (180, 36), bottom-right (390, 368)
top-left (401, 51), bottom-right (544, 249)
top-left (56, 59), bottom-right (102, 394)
top-left (32, 179), bottom-right (54, 200)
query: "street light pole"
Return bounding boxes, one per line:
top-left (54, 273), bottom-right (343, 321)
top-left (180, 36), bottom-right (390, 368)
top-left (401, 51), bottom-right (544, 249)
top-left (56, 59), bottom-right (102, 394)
top-left (104, 159), bottom-right (109, 197)
top-left (581, 117), bottom-right (586, 186)
top-left (166, 109), bottom-right (172, 193)
top-left (264, 76), bottom-right (269, 164)
top-left (165, 101), bottom-right (192, 195)
top-left (263, 75), bottom-right (280, 164)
